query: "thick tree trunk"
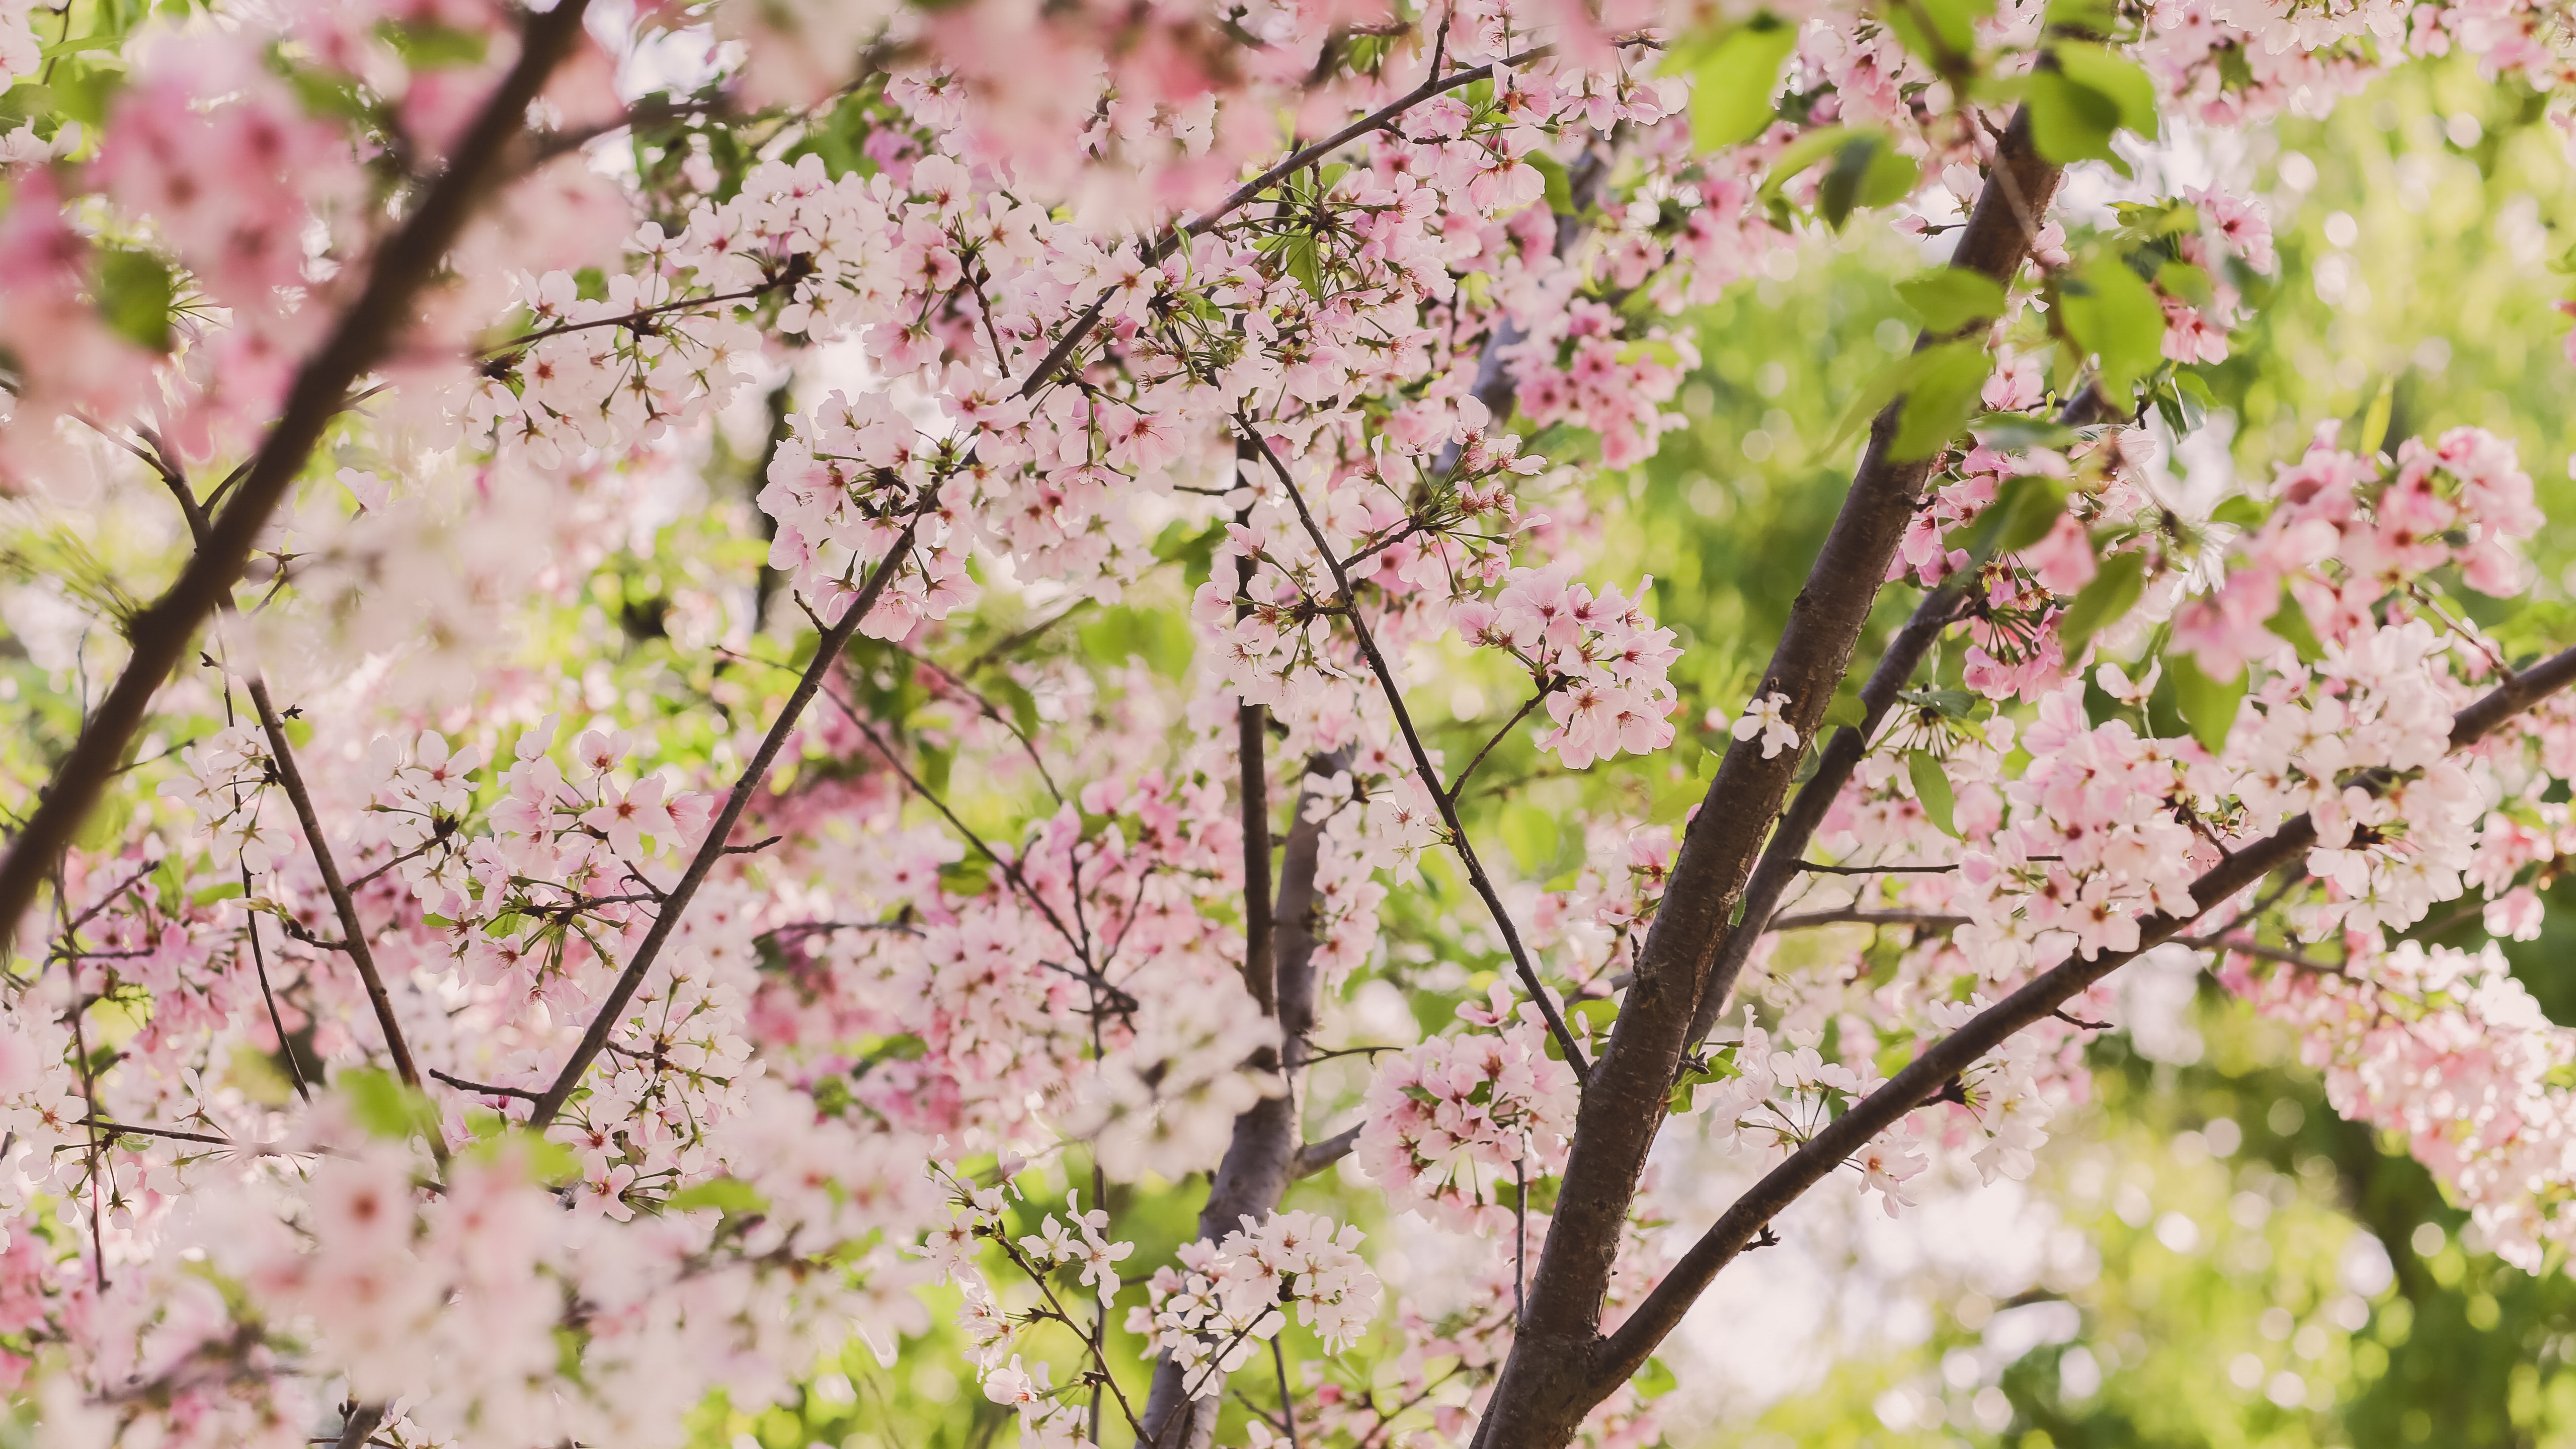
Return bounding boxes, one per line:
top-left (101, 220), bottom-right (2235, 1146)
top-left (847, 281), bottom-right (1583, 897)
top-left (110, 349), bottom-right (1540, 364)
top-left (1474, 108), bottom-right (2065, 1449)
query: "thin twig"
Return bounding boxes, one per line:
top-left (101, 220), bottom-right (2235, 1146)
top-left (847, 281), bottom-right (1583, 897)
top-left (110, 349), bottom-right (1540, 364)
top-left (528, 495), bottom-right (938, 1129)
top-left (244, 679), bottom-right (443, 1166)
top-left (1234, 414), bottom-right (1589, 1078)
top-left (1764, 908), bottom-right (1970, 932)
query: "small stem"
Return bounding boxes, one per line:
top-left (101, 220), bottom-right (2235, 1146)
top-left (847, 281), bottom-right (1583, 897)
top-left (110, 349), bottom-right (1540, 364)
top-left (1234, 414), bottom-right (1589, 1079)
top-left (244, 679), bottom-right (444, 1166)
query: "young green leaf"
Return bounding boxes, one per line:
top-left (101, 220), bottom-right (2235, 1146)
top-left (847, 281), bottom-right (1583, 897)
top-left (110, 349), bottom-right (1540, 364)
top-left (343, 1068), bottom-right (439, 1143)
top-left (2359, 376), bottom-right (2395, 454)
top-left (2266, 587), bottom-right (2325, 663)
top-left (1909, 749), bottom-right (1960, 837)
top-left (1894, 268), bottom-right (2010, 333)
top-left (2055, 254), bottom-right (2165, 401)
top-left (2167, 652), bottom-right (2247, 754)
top-left (667, 1177), bottom-right (770, 1216)
top-left (1890, 337), bottom-right (1992, 459)
top-left (2207, 495), bottom-right (2266, 529)
top-left (98, 248), bottom-right (176, 352)
top-left (2053, 45), bottom-right (2157, 134)
top-left (1686, 18), bottom-right (1800, 151)
top-left (2057, 549), bottom-right (2145, 659)
top-left (1990, 473), bottom-right (2070, 553)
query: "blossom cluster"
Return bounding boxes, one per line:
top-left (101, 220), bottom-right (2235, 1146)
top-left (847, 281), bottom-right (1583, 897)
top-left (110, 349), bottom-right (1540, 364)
top-left (1134, 1210), bottom-right (1382, 1394)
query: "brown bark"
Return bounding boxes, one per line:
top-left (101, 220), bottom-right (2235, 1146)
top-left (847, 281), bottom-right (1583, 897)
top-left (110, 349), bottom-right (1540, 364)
top-left (1139, 752), bottom-right (1344, 1447)
top-left (0, 0), bottom-right (601, 947)
top-left (1595, 639), bottom-right (2576, 1386)
top-left (1474, 108), bottom-right (2064, 1448)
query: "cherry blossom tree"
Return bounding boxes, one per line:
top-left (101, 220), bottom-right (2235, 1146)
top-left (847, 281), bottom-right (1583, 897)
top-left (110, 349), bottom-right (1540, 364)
top-left (0, 0), bottom-right (2573, 1446)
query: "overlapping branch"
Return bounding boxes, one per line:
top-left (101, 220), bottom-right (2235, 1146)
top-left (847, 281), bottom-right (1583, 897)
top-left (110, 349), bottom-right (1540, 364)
top-left (1477, 103), bottom-right (2065, 1448)
top-left (1587, 639), bottom-right (2576, 1397)
top-left (0, 0), bottom-right (604, 946)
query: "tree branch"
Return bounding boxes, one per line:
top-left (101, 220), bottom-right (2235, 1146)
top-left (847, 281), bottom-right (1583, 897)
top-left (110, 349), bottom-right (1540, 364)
top-left (1764, 908), bottom-right (1970, 933)
top-left (1581, 638), bottom-right (2576, 1411)
top-left (1682, 586), bottom-right (1961, 1045)
top-left (243, 684), bottom-right (425, 1094)
top-left (1292, 1123), bottom-right (1363, 1179)
top-left (1686, 379), bottom-right (2110, 1051)
top-left (1140, 750), bottom-right (1347, 1449)
top-left (0, 0), bottom-right (603, 948)
top-left (1234, 415), bottom-right (1590, 1078)
top-left (1476, 104), bottom-right (2064, 1449)
top-left (1016, 38), bottom-right (1636, 398)
top-left (527, 501), bottom-right (931, 1128)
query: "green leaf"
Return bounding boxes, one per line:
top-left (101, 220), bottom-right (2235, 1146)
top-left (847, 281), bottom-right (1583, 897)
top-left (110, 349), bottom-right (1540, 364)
top-left (463, 1128), bottom-right (580, 1184)
top-left (1885, 0), bottom-right (1996, 63)
top-left (1894, 267), bottom-right (2010, 333)
top-left (2207, 495), bottom-right (2266, 528)
top-left (2057, 549), bottom-right (2144, 659)
top-left (1759, 125), bottom-right (1862, 203)
top-left (2055, 254), bottom-right (2165, 403)
top-left (1990, 473), bottom-right (2069, 553)
top-left (667, 1177), bottom-right (769, 1216)
top-left (342, 1068), bottom-right (438, 1143)
top-left (51, 58), bottom-right (124, 130)
top-left (1816, 132), bottom-right (1917, 231)
top-left (2155, 260), bottom-right (2215, 309)
top-left (1528, 151), bottom-right (1575, 214)
top-left (1971, 413), bottom-right (2079, 451)
top-left (2043, 0), bottom-right (2120, 31)
top-left (1890, 337), bottom-right (1992, 459)
top-left (1686, 18), bottom-right (1799, 151)
top-left (0, 84), bottom-right (57, 125)
top-left (1633, 1358), bottom-right (1682, 1400)
top-left (2358, 376), bottom-right (2395, 454)
top-left (2053, 45), bottom-right (2157, 134)
top-left (381, 21), bottom-right (491, 69)
top-left (2266, 587), bottom-right (2324, 663)
top-left (1909, 749), bottom-right (1960, 837)
top-left (2166, 653), bottom-right (2246, 754)
top-left (97, 248), bottom-right (175, 352)
top-left (2022, 69), bottom-right (2123, 167)
top-left (1569, 997), bottom-right (1620, 1040)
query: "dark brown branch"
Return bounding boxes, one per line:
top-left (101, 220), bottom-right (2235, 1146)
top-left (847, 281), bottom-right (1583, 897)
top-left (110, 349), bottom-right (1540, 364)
top-left (1446, 687), bottom-right (1552, 803)
top-left (1686, 383), bottom-right (2113, 1051)
top-left (1292, 1123), bottom-right (1363, 1179)
top-left (1476, 105), bottom-right (2064, 1449)
top-left (1764, 908), bottom-right (1970, 933)
top-left (333, 1404), bottom-right (388, 1449)
top-left (1140, 751), bottom-right (1345, 1449)
top-left (75, 1116), bottom-right (280, 1153)
top-left (0, 0), bottom-right (603, 947)
top-left (1235, 414), bottom-right (1590, 1078)
top-left (821, 682), bottom-right (1095, 969)
top-left (527, 501), bottom-right (932, 1128)
top-left (1683, 588), bottom-right (1961, 1044)
top-left (2178, 931), bottom-right (2346, 975)
top-left (1016, 38), bottom-right (1628, 397)
top-left (244, 681), bottom-right (436, 1148)
top-left (1578, 639), bottom-right (2576, 1416)
top-left (426, 1069), bottom-right (544, 1102)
